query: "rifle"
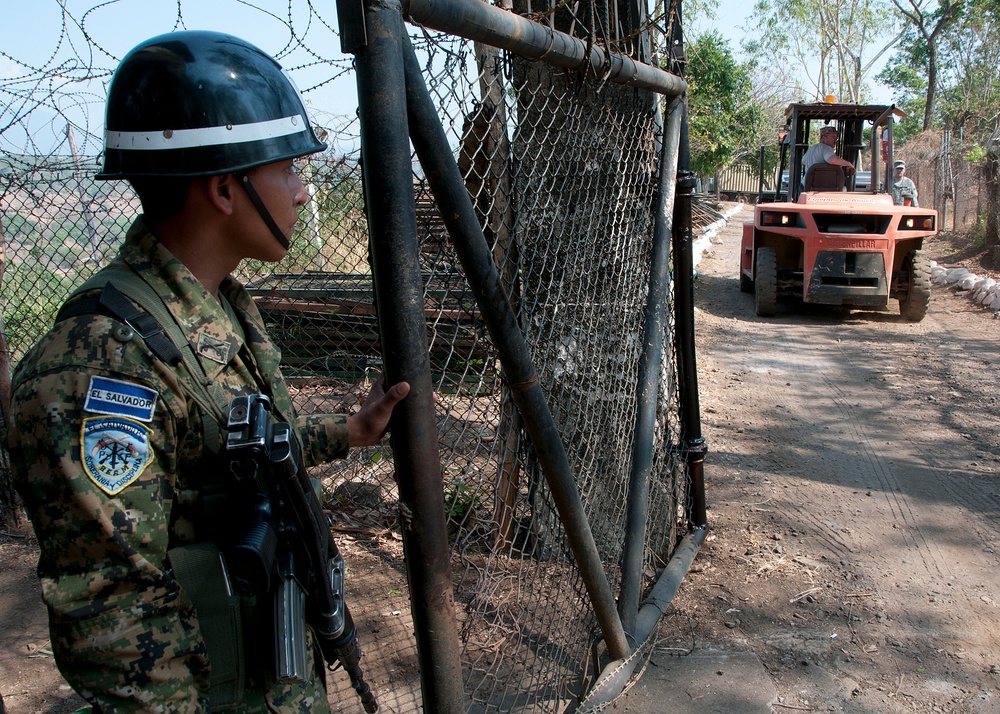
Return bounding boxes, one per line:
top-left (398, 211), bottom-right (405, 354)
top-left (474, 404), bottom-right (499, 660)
top-left (225, 394), bottom-right (378, 713)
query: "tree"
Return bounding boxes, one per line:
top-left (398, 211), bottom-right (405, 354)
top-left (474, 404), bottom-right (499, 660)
top-left (936, 1), bottom-right (1000, 140)
top-left (745, 0), bottom-right (897, 103)
top-left (879, 0), bottom-right (998, 141)
top-left (874, 25), bottom-right (930, 142)
top-left (888, 0), bottom-right (963, 131)
top-left (685, 31), bottom-right (769, 175)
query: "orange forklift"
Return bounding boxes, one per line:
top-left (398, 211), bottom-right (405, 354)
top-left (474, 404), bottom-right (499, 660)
top-left (740, 102), bottom-right (937, 321)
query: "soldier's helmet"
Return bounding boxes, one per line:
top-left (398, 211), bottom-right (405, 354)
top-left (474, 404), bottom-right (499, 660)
top-left (97, 30), bottom-right (326, 180)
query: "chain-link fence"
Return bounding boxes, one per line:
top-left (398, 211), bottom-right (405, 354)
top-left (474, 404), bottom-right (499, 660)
top-left (987, 129), bottom-right (1000, 252)
top-left (1, 1), bottom-right (703, 711)
top-left (894, 129), bottom-right (993, 233)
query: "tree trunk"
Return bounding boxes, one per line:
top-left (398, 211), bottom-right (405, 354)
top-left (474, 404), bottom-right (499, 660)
top-left (923, 40), bottom-right (938, 131)
top-left (460, 42), bottom-right (522, 549)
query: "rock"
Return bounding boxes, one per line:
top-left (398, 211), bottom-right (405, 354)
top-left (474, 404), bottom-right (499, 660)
top-left (974, 278), bottom-right (997, 293)
top-left (333, 480), bottom-right (385, 508)
top-left (958, 274), bottom-right (979, 290)
top-left (945, 267), bottom-right (971, 285)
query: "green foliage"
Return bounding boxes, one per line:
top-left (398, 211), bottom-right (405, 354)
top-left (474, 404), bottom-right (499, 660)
top-left (684, 31), bottom-right (769, 176)
top-left (968, 212), bottom-right (988, 248)
top-left (5, 214), bottom-right (43, 240)
top-left (880, 0), bottom-right (987, 134)
top-left (310, 160), bottom-right (369, 273)
top-left (875, 25), bottom-right (933, 144)
top-left (444, 476), bottom-right (481, 522)
top-left (935, 1), bottom-right (1000, 143)
top-left (964, 145), bottom-right (988, 164)
top-left (2, 261), bottom-right (74, 360)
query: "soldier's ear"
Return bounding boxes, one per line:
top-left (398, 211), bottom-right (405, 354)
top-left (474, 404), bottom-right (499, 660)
top-left (204, 174), bottom-right (237, 216)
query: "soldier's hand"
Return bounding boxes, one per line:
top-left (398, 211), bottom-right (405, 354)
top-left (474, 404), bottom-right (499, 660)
top-left (348, 376), bottom-right (410, 447)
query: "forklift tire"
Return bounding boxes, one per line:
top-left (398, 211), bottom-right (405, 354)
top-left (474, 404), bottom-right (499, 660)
top-left (739, 269), bottom-right (753, 293)
top-left (899, 250), bottom-right (931, 322)
top-left (755, 247), bottom-right (778, 317)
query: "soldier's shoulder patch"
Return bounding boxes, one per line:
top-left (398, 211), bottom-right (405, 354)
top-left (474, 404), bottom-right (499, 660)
top-left (81, 417), bottom-right (155, 496)
top-left (84, 376), bottom-right (158, 422)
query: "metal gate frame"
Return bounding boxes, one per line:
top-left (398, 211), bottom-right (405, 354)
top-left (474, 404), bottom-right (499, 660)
top-left (339, 0), bottom-right (708, 708)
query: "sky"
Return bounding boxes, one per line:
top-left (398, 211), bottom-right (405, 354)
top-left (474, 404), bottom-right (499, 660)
top-left (2, 0), bottom-right (895, 156)
top-left (2, 1), bottom-right (359, 156)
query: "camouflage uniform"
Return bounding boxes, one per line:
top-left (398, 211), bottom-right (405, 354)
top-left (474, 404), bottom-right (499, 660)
top-left (8, 218), bottom-right (348, 712)
top-left (891, 175), bottom-right (919, 207)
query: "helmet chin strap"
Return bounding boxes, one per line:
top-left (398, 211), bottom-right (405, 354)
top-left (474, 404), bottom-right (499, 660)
top-left (237, 172), bottom-right (290, 249)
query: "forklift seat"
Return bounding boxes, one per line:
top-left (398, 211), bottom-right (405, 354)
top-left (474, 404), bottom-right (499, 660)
top-left (804, 164), bottom-right (845, 192)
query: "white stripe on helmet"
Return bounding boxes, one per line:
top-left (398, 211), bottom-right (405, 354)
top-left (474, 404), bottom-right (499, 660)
top-left (105, 115), bottom-right (307, 151)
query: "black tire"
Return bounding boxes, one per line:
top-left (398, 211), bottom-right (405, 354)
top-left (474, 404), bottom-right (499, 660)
top-left (899, 249), bottom-right (931, 322)
top-left (739, 268), bottom-right (753, 293)
top-left (755, 247), bottom-right (778, 317)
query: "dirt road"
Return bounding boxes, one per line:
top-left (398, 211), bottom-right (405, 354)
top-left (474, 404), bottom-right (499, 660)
top-left (656, 204), bottom-right (1000, 712)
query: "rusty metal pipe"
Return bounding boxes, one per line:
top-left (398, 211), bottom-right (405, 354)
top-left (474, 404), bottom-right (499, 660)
top-left (353, 0), bottom-right (465, 710)
top-left (405, 0), bottom-right (686, 97)
top-left (618, 96), bottom-right (684, 635)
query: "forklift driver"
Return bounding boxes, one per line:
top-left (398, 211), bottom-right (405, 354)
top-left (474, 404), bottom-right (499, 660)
top-left (802, 126), bottom-right (857, 177)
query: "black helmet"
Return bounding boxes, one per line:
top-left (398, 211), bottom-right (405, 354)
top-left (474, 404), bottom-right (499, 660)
top-left (97, 31), bottom-right (326, 180)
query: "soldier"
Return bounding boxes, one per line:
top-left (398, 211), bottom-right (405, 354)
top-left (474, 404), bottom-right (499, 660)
top-left (891, 159), bottom-right (919, 207)
top-left (7, 31), bottom-right (408, 712)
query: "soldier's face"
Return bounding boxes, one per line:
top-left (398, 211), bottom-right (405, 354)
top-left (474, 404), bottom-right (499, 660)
top-left (242, 159), bottom-right (308, 259)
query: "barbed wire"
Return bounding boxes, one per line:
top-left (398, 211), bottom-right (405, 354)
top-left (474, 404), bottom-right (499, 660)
top-left (1, 1), bottom-right (360, 157)
top-left (2, 0), bottom-right (679, 160)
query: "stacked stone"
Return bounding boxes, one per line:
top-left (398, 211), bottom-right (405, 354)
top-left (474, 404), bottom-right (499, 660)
top-left (931, 263), bottom-right (1000, 313)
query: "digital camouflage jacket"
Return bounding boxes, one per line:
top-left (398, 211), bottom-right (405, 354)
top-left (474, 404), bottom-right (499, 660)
top-left (8, 218), bottom-right (350, 713)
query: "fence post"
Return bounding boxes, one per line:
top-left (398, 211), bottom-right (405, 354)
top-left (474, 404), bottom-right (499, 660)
top-left (618, 96), bottom-right (683, 636)
top-left (672, 101), bottom-right (708, 529)
top-left (349, 1), bottom-right (466, 711)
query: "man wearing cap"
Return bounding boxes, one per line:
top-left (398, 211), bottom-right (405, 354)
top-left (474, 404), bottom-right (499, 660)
top-left (7, 31), bottom-right (407, 712)
top-left (802, 125), bottom-right (857, 177)
top-left (891, 159), bottom-right (919, 206)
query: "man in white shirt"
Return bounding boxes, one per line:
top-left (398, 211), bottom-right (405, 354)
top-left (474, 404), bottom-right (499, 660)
top-left (802, 125), bottom-right (857, 178)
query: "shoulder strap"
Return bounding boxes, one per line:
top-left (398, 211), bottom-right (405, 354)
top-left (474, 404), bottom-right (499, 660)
top-left (57, 265), bottom-right (229, 452)
top-left (58, 282), bottom-right (184, 367)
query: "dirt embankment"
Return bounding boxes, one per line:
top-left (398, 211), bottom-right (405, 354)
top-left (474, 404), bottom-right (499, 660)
top-left (658, 204), bottom-right (1000, 713)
